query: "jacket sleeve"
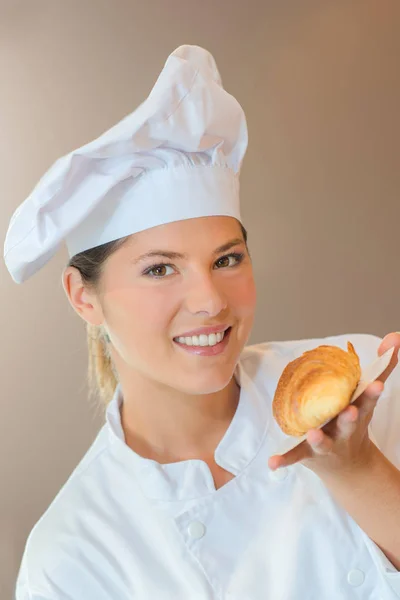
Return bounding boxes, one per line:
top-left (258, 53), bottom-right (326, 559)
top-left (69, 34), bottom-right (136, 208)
top-left (14, 551), bottom-right (57, 600)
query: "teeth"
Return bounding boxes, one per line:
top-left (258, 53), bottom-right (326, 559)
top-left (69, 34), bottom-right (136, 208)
top-left (176, 330), bottom-right (227, 346)
top-left (199, 334), bottom-right (210, 346)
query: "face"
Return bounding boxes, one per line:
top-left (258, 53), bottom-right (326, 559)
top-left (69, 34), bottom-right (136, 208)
top-left (65, 216), bottom-right (256, 396)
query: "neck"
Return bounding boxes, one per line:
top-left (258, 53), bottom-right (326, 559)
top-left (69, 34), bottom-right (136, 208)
top-left (119, 373), bottom-right (240, 464)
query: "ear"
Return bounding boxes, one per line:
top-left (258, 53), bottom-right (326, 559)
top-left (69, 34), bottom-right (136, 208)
top-left (61, 266), bottom-right (104, 326)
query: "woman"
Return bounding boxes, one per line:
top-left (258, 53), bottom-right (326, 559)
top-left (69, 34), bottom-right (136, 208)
top-left (5, 45), bottom-right (400, 600)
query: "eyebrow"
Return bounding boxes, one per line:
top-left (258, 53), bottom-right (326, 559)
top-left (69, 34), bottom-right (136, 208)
top-left (131, 238), bottom-right (245, 265)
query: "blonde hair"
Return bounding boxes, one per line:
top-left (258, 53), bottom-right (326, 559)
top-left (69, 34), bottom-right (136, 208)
top-left (67, 223), bottom-right (248, 410)
top-left (86, 323), bottom-right (119, 409)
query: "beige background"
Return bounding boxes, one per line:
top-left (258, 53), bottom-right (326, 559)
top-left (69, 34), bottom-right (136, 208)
top-left (1, 0), bottom-right (399, 596)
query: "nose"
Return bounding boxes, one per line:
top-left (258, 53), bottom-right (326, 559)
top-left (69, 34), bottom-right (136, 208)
top-left (184, 272), bottom-right (228, 317)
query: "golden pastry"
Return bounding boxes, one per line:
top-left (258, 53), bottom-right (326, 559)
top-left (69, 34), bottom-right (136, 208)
top-left (272, 342), bottom-right (361, 436)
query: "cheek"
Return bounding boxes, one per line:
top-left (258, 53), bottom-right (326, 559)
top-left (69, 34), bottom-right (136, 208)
top-left (110, 288), bottom-right (176, 339)
top-left (229, 271), bottom-right (257, 316)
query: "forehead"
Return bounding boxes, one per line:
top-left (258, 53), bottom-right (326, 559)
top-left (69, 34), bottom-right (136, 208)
top-left (122, 216), bottom-right (242, 251)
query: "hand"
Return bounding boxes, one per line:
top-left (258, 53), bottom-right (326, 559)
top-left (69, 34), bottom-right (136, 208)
top-left (268, 332), bottom-right (400, 475)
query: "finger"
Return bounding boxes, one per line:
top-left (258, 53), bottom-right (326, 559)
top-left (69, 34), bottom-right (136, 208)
top-left (378, 332), bottom-right (400, 356)
top-left (377, 333), bottom-right (400, 383)
top-left (335, 405), bottom-right (359, 440)
top-left (306, 428), bottom-right (334, 455)
top-left (268, 455), bottom-right (285, 470)
top-left (268, 440), bottom-right (312, 470)
top-left (355, 380), bottom-right (384, 420)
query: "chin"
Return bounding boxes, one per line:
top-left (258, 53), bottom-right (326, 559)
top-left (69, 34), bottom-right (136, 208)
top-left (177, 367), bottom-right (236, 396)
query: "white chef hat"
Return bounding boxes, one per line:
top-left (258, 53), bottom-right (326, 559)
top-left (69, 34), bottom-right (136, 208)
top-left (3, 44), bottom-right (248, 284)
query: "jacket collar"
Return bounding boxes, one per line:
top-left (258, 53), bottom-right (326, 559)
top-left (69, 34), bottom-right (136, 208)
top-left (106, 355), bottom-right (271, 501)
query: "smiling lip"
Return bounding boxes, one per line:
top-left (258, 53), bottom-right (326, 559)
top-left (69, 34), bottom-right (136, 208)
top-left (173, 326), bottom-right (232, 356)
top-left (174, 324), bottom-right (230, 339)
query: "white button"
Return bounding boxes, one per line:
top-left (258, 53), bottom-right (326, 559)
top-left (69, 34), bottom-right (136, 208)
top-left (269, 467), bottom-right (288, 481)
top-left (188, 521), bottom-right (206, 540)
top-left (347, 569), bottom-right (365, 587)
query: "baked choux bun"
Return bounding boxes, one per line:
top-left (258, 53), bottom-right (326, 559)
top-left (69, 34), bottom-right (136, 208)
top-left (272, 342), bottom-right (361, 436)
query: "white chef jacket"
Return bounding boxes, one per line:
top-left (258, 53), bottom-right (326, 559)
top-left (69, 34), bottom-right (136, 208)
top-left (15, 333), bottom-right (400, 600)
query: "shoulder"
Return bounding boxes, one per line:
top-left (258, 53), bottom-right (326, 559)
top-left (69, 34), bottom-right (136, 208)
top-left (240, 332), bottom-right (382, 378)
top-left (16, 426), bottom-right (110, 596)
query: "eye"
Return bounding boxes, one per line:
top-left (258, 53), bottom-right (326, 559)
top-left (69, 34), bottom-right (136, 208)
top-left (143, 264), bottom-right (175, 278)
top-left (214, 252), bottom-right (245, 269)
